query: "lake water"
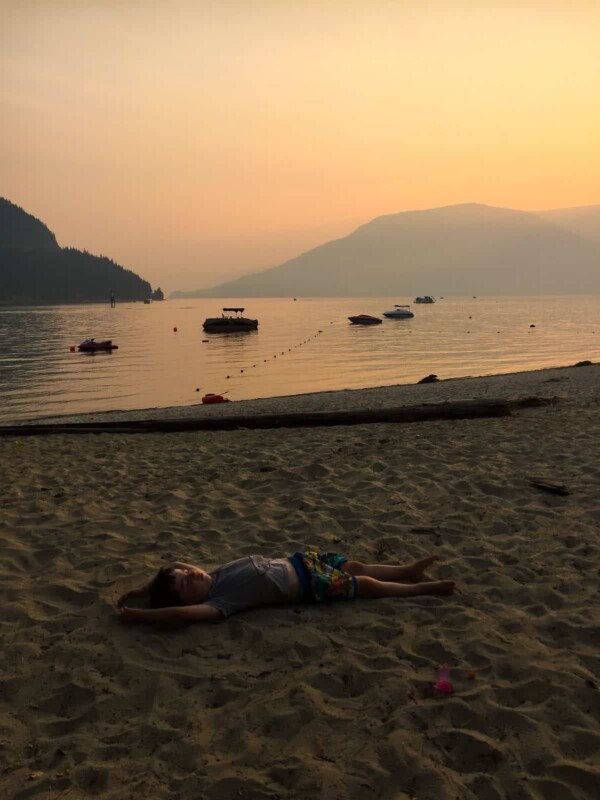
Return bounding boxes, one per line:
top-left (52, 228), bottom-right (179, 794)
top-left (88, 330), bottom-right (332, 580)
top-left (0, 296), bottom-right (598, 423)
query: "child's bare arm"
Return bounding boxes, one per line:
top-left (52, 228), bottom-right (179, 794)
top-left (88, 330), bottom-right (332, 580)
top-left (117, 582), bottom-right (153, 607)
top-left (119, 604), bottom-right (222, 624)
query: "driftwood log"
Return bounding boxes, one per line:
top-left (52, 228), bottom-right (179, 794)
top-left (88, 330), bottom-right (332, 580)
top-left (530, 479), bottom-right (570, 496)
top-left (0, 397), bottom-right (553, 436)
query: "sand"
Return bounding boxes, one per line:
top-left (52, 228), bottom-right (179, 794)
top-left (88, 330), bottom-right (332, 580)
top-left (1, 364), bottom-right (599, 799)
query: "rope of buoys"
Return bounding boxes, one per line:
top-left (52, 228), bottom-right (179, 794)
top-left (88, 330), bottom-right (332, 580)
top-left (200, 328), bottom-right (327, 400)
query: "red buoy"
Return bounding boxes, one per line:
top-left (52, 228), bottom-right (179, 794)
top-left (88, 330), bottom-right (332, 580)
top-left (69, 346), bottom-right (76, 352)
top-left (173, 326), bottom-right (178, 332)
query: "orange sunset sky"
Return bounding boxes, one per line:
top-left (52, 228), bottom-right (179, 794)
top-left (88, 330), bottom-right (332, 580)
top-left (1, 0), bottom-right (599, 292)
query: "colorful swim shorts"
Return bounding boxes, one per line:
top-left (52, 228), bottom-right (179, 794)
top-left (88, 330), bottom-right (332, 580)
top-left (289, 551), bottom-right (358, 603)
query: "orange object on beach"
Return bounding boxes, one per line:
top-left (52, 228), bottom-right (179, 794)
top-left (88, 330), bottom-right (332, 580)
top-left (201, 393), bottom-right (228, 404)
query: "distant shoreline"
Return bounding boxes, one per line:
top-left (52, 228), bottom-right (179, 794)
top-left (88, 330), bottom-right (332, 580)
top-left (2, 292), bottom-right (600, 308)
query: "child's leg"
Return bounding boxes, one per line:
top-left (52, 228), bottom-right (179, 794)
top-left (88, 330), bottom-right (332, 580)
top-left (344, 555), bottom-right (436, 583)
top-left (355, 575), bottom-right (455, 598)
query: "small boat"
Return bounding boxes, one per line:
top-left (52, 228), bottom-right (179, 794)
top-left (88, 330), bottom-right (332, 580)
top-left (414, 296), bottom-right (435, 304)
top-left (78, 338), bottom-right (118, 352)
top-left (348, 314), bottom-right (382, 325)
top-left (382, 305), bottom-right (414, 319)
top-left (202, 308), bottom-right (259, 333)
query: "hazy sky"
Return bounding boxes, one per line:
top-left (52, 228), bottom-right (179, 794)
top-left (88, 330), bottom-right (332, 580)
top-left (1, 1), bottom-right (599, 291)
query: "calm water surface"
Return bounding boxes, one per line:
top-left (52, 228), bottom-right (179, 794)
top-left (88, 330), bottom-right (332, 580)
top-left (0, 296), bottom-right (598, 422)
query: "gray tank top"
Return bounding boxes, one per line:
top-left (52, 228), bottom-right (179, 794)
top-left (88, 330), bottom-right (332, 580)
top-left (204, 555), bottom-right (294, 618)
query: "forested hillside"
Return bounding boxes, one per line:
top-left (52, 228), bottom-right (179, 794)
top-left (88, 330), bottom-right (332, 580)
top-left (0, 199), bottom-right (153, 304)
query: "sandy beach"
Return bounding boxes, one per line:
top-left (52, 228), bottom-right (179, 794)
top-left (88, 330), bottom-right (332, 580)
top-left (1, 363), bottom-right (599, 800)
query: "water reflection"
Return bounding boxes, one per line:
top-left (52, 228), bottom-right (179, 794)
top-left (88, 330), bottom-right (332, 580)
top-left (0, 309), bottom-right (79, 404)
top-left (0, 296), bottom-right (598, 422)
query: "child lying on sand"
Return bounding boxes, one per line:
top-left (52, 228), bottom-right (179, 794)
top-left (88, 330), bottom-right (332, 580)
top-left (118, 551), bottom-right (456, 623)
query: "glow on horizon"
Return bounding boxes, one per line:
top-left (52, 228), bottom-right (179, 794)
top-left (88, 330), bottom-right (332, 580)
top-left (1, 1), bottom-right (599, 291)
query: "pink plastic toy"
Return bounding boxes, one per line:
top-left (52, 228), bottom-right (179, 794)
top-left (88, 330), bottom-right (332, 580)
top-left (434, 664), bottom-right (455, 695)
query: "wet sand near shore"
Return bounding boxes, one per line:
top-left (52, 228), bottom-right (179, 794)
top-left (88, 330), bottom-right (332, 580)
top-left (1, 364), bottom-right (598, 799)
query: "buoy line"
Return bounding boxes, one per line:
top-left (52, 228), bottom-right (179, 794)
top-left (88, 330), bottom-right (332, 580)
top-left (210, 327), bottom-right (327, 395)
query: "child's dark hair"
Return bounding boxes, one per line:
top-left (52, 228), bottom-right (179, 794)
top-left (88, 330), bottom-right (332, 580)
top-left (148, 568), bottom-right (181, 608)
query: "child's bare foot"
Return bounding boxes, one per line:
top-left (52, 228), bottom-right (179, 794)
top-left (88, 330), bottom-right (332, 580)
top-left (431, 580), bottom-right (456, 595)
top-left (406, 555), bottom-right (437, 582)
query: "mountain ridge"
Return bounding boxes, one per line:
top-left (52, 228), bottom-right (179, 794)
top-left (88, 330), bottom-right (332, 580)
top-left (172, 203), bottom-right (600, 298)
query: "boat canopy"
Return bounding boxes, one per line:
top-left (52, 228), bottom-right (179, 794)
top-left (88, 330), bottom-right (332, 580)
top-left (223, 307), bottom-right (245, 312)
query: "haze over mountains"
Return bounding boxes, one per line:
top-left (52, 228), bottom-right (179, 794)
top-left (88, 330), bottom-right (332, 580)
top-left (173, 203), bottom-right (600, 298)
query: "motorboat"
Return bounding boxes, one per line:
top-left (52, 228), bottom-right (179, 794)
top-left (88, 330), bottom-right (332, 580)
top-left (78, 338), bottom-right (118, 352)
top-left (348, 314), bottom-right (382, 325)
top-left (414, 296), bottom-right (435, 304)
top-left (202, 307), bottom-right (259, 333)
top-left (382, 305), bottom-right (414, 319)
